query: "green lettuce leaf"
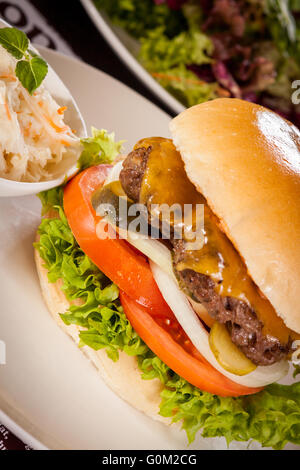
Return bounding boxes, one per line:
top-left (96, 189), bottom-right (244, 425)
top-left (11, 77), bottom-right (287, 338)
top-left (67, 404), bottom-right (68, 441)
top-left (264, 0), bottom-right (300, 61)
top-left (93, 0), bottom-right (187, 39)
top-left (35, 185), bottom-right (300, 450)
top-left (78, 128), bottom-right (124, 171)
top-left (38, 186), bottom-right (64, 216)
top-left (293, 364), bottom-right (300, 378)
top-left (94, 0), bottom-right (216, 107)
top-left (138, 28), bottom-right (216, 107)
top-left (149, 64), bottom-right (217, 108)
top-left (139, 27), bottom-right (213, 72)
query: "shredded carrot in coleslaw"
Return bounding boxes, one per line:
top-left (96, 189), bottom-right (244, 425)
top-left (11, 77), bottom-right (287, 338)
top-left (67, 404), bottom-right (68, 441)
top-left (0, 74), bottom-right (17, 81)
top-left (4, 102), bottom-right (11, 120)
top-left (45, 115), bottom-right (70, 133)
top-left (23, 122), bottom-right (32, 137)
top-left (57, 106), bottom-right (67, 115)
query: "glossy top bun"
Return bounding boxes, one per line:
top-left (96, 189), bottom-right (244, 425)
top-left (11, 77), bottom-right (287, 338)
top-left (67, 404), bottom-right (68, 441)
top-left (170, 98), bottom-right (300, 333)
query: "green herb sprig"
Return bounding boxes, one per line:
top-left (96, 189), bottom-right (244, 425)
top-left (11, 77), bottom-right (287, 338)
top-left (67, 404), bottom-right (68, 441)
top-left (0, 27), bottom-right (48, 94)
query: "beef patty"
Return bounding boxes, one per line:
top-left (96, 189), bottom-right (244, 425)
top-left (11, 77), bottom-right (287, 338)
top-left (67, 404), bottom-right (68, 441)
top-left (173, 239), bottom-right (290, 366)
top-left (119, 147), bottom-right (291, 366)
top-left (119, 146), bottom-right (151, 202)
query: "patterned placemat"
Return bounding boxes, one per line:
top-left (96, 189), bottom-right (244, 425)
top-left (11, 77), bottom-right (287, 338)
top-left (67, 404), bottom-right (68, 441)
top-left (0, 424), bottom-right (32, 450)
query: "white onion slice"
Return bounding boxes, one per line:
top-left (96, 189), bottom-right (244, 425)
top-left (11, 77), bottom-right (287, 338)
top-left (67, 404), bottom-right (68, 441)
top-left (105, 159), bottom-right (124, 185)
top-left (150, 261), bottom-right (289, 388)
top-left (126, 235), bottom-right (175, 279)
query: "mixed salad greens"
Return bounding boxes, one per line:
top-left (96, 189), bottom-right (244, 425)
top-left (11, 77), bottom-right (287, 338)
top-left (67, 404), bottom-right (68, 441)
top-left (35, 130), bottom-right (300, 450)
top-left (94, 0), bottom-right (300, 126)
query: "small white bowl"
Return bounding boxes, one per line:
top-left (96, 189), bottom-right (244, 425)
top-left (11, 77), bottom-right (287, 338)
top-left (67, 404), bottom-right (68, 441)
top-left (0, 19), bottom-right (86, 197)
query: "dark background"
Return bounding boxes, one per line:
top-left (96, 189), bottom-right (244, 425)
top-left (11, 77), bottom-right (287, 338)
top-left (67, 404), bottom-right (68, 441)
top-left (29, 0), bottom-right (174, 116)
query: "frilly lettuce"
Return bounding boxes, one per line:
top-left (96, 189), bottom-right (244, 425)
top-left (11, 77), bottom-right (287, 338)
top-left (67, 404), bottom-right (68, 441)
top-left (35, 181), bottom-right (300, 450)
top-left (38, 186), bottom-right (64, 216)
top-left (94, 0), bottom-right (216, 107)
top-left (78, 128), bottom-right (124, 171)
top-left (93, 0), bottom-right (187, 39)
top-left (264, 0), bottom-right (300, 60)
top-left (149, 64), bottom-right (217, 107)
top-left (139, 27), bottom-right (213, 71)
top-left (139, 28), bottom-right (217, 106)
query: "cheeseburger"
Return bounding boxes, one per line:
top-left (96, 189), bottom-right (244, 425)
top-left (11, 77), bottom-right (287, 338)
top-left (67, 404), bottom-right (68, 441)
top-left (35, 98), bottom-right (300, 449)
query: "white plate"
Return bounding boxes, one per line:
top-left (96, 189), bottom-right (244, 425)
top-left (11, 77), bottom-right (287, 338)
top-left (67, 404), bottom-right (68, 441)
top-left (0, 48), bottom-right (298, 451)
top-left (80, 0), bottom-right (186, 115)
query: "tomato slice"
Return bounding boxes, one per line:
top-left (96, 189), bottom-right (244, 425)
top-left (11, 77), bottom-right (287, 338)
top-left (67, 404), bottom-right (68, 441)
top-left (120, 291), bottom-right (263, 397)
top-left (63, 165), bottom-right (173, 315)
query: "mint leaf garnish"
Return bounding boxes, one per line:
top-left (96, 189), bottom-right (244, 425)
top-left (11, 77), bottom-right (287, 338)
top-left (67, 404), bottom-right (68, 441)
top-left (0, 27), bottom-right (48, 94)
top-left (0, 27), bottom-right (28, 59)
top-left (16, 57), bottom-right (48, 95)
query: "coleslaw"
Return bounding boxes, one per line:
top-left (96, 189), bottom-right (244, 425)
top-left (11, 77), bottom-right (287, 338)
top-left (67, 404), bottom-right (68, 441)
top-left (0, 46), bottom-right (79, 183)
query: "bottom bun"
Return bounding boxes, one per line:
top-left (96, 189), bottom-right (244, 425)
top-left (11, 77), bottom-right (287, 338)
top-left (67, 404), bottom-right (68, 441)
top-left (34, 242), bottom-right (169, 425)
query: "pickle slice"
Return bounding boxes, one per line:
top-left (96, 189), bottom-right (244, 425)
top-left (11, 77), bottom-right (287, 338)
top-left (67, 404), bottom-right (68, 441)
top-left (91, 182), bottom-right (149, 235)
top-left (209, 322), bottom-right (256, 376)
